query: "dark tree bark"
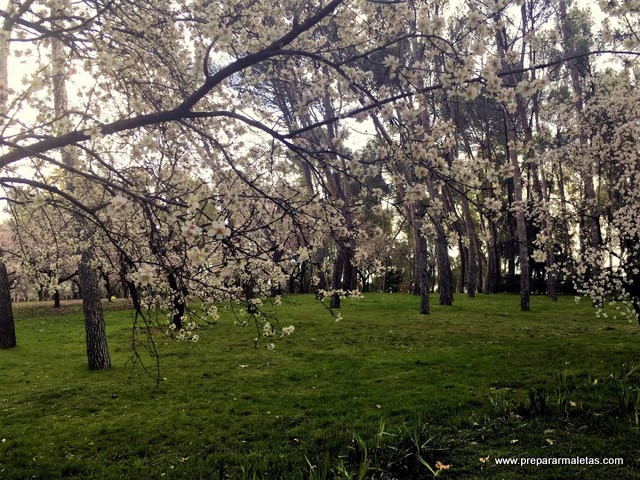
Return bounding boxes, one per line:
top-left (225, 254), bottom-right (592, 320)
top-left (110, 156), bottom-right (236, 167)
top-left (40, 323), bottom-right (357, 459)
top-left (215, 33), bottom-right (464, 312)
top-left (486, 243), bottom-right (500, 294)
top-left (126, 278), bottom-right (141, 311)
top-left (429, 183), bottom-right (454, 305)
top-left (486, 243), bottom-right (498, 293)
top-left (546, 250), bottom-right (558, 301)
top-left (330, 246), bottom-right (347, 308)
top-left (511, 156), bottom-right (531, 312)
top-left (457, 239), bottom-right (466, 294)
top-left (476, 236), bottom-right (484, 294)
top-left (343, 249), bottom-right (358, 292)
top-left (0, 259), bottom-right (16, 349)
top-left (416, 234), bottom-right (430, 314)
top-left (412, 252), bottom-right (421, 296)
top-left (53, 289), bottom-right (61, 308)
top-left (436, 235), bottom-right (453, 305)
top-left (119, 256), bottom-right (141, 310)
top-left (79, 252), bottom-right (111, 370)
top-left (407, 208), bottom-right (431, 314)
top-left (167, 273), bottom-right (187, 330)
top-left (101, 270), bottom-right (114, 301)
top-left (461, 196), bottom-right (477, 298)
top-left (312, 248), bottom-right (328, 291)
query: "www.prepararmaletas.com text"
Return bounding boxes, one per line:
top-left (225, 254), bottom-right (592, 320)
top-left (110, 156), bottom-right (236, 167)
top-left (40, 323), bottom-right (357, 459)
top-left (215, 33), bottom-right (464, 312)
top-left (494, 457), bottom-right (624, 467)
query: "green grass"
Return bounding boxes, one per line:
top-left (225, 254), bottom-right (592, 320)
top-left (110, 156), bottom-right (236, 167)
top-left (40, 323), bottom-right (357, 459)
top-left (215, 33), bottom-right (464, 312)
top-left (1, 293), bottom-right (639, 479)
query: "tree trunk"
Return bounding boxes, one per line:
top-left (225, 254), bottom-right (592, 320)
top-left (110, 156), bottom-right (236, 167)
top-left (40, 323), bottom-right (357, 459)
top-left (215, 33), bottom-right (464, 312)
top-left (458, 238), bottom-right (466, 294)
top-left (312, 247), bottom-right (327, 291)
top-left (342, 244), bottom-right (358, 292)
top-left (518, 88), bottom-right (558, 302)
top-left (476, 236), bottom-right (484, 294)
top-left (428, 181), bottom-right (454, 305)
top-left (412, 250), bottom-right (421, 296)
top-left (486, 223), bottom-right (501, 294)
top-left (556, 149), bottom-right (573, 273)
top-left (79, 252), bottom-right (111, 370)
top-left (461, 196), bottom-right (477, 297)
top-left (417, 236), bottom-right (430, 314)
top-left (436, 234), bottom-right (453, 305)
top-left (330, 246), bottom-right (347, 308)
top-left (495, 13), bottom-right (531, 311)
top-left (503, 111), bottom-right (531, 310)
top-left (546, 250), bottom-right (558, 301)
top-left (510, 151), bottom-right (531, 311)
top-left (120, 257), bottom-right (141, 310)
top-left (0, 260), bottom-right (16, 349)
top-left (167, 273), bottom-right (186, 329)
top-left (128, 280), bottom-right (141, 310)
top-left (558, 0), bottom-right (601, 253)
top-left (407, 207), bottom-right (431, 314)
top-left (0, 9), bottom-right (17, 349)
top-left (103, 271), bottom-right (113, 301)
top-left (53, 289), bottom-right (61, 308)
top-left (49, 10), bottom-right (113, 366)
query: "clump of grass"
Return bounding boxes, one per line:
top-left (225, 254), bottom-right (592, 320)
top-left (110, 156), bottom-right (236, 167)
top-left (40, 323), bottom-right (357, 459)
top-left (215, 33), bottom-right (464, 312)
top-left (611, 364), bottom-right (640, 429)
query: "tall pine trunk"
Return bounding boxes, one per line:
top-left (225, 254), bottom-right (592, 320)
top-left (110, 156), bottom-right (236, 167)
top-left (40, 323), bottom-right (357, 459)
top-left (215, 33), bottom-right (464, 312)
top-left (559, 0), bottom-right (601, 254)
top-left (495, 17), bottom-right (531, 311)
top-left (507, 138), bottom-right (531, 312)
top-left (428, 181), bottom-right (453, 305)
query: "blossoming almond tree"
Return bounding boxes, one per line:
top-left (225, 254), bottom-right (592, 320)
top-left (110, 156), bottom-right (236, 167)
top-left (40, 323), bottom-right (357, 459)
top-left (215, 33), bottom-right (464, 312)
top-left (0, 0), bottom-right (639, 363)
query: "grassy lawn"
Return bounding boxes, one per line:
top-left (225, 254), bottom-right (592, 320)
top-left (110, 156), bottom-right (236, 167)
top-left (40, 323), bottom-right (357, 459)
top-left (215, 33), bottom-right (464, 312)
top-left (1, 293), bottom-right (639, 479)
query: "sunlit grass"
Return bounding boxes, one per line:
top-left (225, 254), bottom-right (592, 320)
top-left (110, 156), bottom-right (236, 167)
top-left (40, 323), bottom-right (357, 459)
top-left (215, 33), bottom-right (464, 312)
top-left (1, 293), bottom-right (639, 479)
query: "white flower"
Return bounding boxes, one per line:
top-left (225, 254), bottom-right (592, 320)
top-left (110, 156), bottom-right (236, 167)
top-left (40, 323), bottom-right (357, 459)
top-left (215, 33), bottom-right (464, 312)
top-left (186, 194), bottom-right (200, 213)
top-left (297, 247), bottom-right (310, 263)
top-left (532, 250), bottom-right (547, 263)
top-left (263, 322), bottom-right (274, 337)
top-left (187, 247), bottom-right (207, 265)
top-left (281, 325), bottom-right (295, 336)
top-left (405, 184), bottom-right (426, 202)
top-left (181, 222), bottom-right (202, 239)
top-left (467, 10), bottom-right (484, 27)
top-left (208, 220), bottom-right (231, 240)
top-left (134, 264), bottom-right (156, 286)
top-left (106, 195), bottom-right (133, 219)
top-left (140, 132), bottom-right (156, 150)
top-left (485, 197), bottom-right (502, 212)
